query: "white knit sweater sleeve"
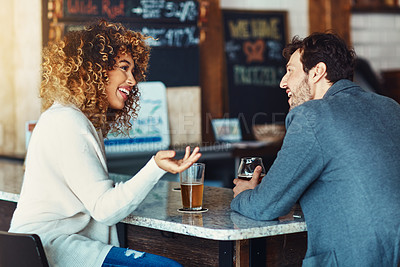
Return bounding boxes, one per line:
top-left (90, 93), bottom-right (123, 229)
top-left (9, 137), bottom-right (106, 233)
top-left (53, 106), bottom-right (166, 226)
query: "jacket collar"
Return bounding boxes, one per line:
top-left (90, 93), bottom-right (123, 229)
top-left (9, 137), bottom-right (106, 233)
top-left (323, 79), bottom-right (358, 98)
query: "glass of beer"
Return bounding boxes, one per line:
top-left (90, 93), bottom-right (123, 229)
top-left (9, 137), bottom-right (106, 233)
top-left (237, 157), bottom-right (266, 182)
top-left (180, 163), bottom-right (205, 211)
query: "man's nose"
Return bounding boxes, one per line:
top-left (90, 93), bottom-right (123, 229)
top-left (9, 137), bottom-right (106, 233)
top-left (280, 75), bottom-right (288, 89)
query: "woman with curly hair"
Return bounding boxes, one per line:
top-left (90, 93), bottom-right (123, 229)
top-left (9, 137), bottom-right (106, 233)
top-left (9, 20), bottom-right (200, 267)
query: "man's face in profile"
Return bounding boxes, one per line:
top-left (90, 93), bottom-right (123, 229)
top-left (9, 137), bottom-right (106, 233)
top-left (280, 49), bottom-right (314, 110)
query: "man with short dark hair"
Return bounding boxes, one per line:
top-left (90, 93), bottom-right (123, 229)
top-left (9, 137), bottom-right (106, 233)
top-left (231, 32), bottom-right (400, 266)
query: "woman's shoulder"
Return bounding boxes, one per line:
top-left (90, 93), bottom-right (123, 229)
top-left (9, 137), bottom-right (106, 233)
top-left (39, 102), bottom-right (93, 131)
top-left (45, 102), bottom-right (83, 114)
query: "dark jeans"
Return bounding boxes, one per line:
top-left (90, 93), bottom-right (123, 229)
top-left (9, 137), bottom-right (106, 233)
top-left (102, 247), bottom-right (182, 267)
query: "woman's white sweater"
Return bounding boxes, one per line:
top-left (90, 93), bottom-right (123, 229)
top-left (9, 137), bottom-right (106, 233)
top-left (9, 103), bottom-right (166, 266)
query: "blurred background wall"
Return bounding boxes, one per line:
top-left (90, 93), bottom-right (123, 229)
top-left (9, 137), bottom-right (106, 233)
top-left (0, 0), bottom-right (42, 156)
top-left (352, 14), bottom-right (400, 71)
top-left (1, 0), bottom-right (399, 157)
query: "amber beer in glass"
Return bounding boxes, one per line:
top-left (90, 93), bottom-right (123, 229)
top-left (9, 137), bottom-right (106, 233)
top-left (180, 163), bottom-right (205, 211)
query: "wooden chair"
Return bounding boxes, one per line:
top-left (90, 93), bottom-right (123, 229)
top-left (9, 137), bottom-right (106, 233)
top-left (0, 230), bottom-right (49, 267)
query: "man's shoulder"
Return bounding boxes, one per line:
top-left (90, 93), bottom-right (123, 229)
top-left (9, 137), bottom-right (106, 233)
top-left (287, 100), bottom-right (322, 118)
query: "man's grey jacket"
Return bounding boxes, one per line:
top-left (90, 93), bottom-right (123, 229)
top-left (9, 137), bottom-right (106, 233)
top-left (231, 79), bottom-right (400, 266)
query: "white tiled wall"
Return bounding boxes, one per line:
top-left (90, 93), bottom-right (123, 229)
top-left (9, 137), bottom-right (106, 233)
top-left (219, 0), bottom-right (309, 38)
top-left (351, 14), bottom-right (400, 73)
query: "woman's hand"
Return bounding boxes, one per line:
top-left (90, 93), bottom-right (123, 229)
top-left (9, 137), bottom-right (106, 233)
top-left (154, 146), bottom-right (201, 174)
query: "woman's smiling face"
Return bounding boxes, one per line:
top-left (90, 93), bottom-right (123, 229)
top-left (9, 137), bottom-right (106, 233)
top-left (105, 53), bottom-right (137, 110)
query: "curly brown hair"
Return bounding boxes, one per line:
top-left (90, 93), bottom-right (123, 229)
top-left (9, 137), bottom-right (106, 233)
top-left (40, 20), bottom-right (151, 137)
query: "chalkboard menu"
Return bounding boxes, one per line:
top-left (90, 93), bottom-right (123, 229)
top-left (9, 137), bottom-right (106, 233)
top-left (222, 10), bottom-right (289, 139)
top-left (60, 0), bottom-right (198, 22)
top-left (49, 0), bottom-right (199, 86)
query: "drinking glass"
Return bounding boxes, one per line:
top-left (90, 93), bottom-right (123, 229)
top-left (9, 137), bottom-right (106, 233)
top-left (237, 157), bottom-right (266, 182)
top-left (180, 163), bottom-right (205, 211)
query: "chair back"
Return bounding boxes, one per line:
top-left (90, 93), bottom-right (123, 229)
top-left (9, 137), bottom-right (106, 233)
top-left (0, 230), bottom-right (49, 267)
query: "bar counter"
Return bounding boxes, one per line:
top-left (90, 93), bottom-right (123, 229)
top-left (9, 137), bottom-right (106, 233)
top-left (0, 159), bottom-right (308, 266)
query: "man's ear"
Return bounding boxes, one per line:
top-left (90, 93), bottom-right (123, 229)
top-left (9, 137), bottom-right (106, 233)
top-left (309, 62), bottom-right (331, 100)
top-left (309, 62), bottom-right (327, 83)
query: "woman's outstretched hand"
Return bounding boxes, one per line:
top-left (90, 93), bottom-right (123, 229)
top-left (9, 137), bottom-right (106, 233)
top-left (154, 146), bottom-right (201, 174)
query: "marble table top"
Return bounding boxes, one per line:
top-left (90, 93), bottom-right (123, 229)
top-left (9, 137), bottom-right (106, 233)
top-left (0, 160), bottom-right (307, 241)
top-left (112, 174), bottom-right (306, 241)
